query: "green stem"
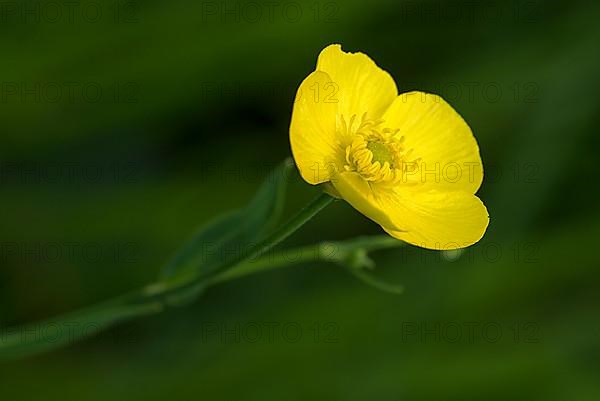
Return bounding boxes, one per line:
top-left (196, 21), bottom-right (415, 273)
top-left (0, 193), bottom-right (335, 359)
top-left (0, 232), bottom-right (402, 360)
top-left (1, 188), bottom-right (409, 361)
top-left (209, 235), bottom-right (402, 285)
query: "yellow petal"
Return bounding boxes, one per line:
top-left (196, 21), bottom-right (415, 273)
top-left (381, 189), bottom-right (489, 250)
top-left (316, 44), bottom-right (397, 120)
top-left (289, 70), bottom-right (343, 184)
top-left (382, 92), bottom-right (483, 193)
top-left (331, 172), bottom-right (402, 231)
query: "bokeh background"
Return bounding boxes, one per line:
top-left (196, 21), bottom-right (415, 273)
top-left (1, 0), bottom-right (599, 399)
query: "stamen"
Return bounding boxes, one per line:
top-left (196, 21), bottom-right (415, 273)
top-left (341, 113), bottom-right (420, 185)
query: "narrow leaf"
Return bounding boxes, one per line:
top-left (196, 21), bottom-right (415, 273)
top-left (160, 158), bottom-right (293, 282)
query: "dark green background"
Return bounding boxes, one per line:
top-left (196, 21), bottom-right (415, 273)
top-left (1, 0), bottom-right (599, 399)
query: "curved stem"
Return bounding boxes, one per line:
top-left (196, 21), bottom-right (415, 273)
top-left (0, 193), bottom-right (335, 360)
top-left (208, 235), bottom-right (403, 285)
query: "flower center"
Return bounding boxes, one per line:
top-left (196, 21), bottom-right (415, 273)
top-left (366, 141), bottom-right (394, 167)
top-left (340, 113), bottom-right (420, 184)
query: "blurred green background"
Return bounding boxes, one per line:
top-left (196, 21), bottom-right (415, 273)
top-left (1, 0), bottom-right (599, 399)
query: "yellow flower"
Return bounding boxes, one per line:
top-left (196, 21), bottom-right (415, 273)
top-left (290, 44), bottom-right (489, 250)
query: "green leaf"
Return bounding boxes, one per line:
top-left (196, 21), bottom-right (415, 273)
top-left (159, 158), bottom-right (293, 283)
top-left (0, 158), bottom-right (303, 359)
top-left (159, 210), bottom-right (244, 280)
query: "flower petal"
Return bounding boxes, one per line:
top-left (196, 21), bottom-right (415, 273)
top-left (290, 70), bottom-right (342, 184)
top-left (382, 92), bottom-right (483, 193)
top-left (381, 189), bottom-right (489, 250)
top-left (316, 44), bottom-right (397, 120)
top-left (331, 171), bottom-right (402, 231)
